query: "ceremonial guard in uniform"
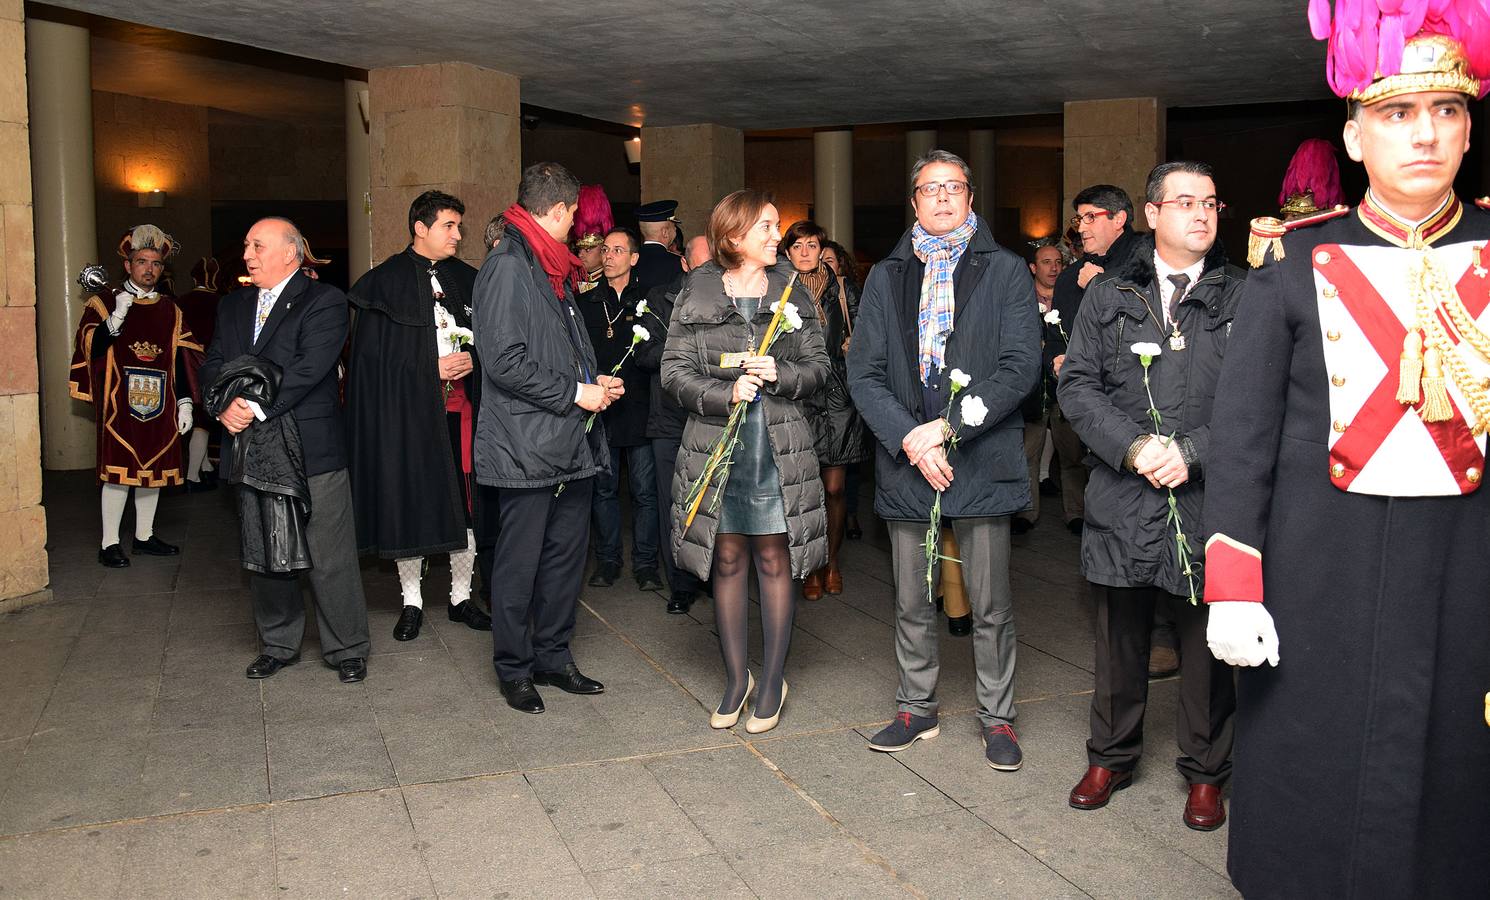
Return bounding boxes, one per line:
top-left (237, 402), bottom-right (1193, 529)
top-left (346, 191), bottom-right (494, 641)
top-left (572, 184), bottom-right (613, 295)
top-left (1204, 4), bottom-right (1490, 895)
top-left (179, 257), bottom-right (223, 490)
top-left (633, 199), bottom-right (685, 292)
top-left (69, 226), bottom-right (199, 567)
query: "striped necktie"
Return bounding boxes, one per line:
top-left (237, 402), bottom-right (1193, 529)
top-left (253, 288), bottom-right (274, 342)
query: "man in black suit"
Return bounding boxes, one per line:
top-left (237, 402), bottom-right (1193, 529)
top-left (200, 217), bottom-right (372, 684)
top-left (632, 199), bottom-right (685, 293)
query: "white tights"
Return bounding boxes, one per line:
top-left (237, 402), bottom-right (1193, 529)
top-left (100, 484), bottom-right (160, 548)
top-left (396, 529), bottom-right (476, 609)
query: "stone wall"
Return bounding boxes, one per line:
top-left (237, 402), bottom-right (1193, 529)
top-left (1063, 98), bottom-right (1163, 231)
top-left (92, 91), bottom-right (211, 288)
top-left (209, 112), bottom-right (345, 205)
top-left (1, 0), bottom-right (47, 604)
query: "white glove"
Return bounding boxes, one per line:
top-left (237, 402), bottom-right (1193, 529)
top-left (176, 399), bottom-right (193, 435)
top-left (107, 291), bottom-right (134, 335)
top-left (1206, 601), bottom-right (1280, 667)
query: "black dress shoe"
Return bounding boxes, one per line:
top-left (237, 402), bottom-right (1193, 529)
top-left (448, 600), bottom-right (492, 630)
top-left (948, 614), bottom-right (972, 636)
top-left (846, 516), bottom-right (863, 540)
top-left (246, 653), bottom-right (298, 679)
top-left (666, 590), bottom-right (696, 615)
top-left (334, 657), bottom-right (367, 683)
top-left (99, 543), bottom-right (130, 568)
top-left (132, 535), bottom-right (180, 556)
top-left (635, 568), bottom-right (665, 591)
top-left (1011, 518), bottom-right (1033, 535)
top-left (185, 476), bottom-right (219, 493)
top-left (499, 677), bottom-right (545, 714)
top-left (587, 560), bottom-right (620, 587)
top-left (393, 606), bottom-right (423, 641)
top-left (1067, 518), bottom-right (1085, 536)
top-left (532, 662), bottom-right (605, 695)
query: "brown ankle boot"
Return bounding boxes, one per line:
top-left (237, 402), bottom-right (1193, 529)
top-left (802, 569), bottom-right (824, 601)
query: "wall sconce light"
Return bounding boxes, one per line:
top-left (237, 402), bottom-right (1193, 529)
top-left (137, 189), bottom-right (167, 208)
top-left (624, 136), bottom-right (641, 166)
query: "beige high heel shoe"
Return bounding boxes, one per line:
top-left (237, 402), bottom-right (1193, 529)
top-left (744, 681), bottom-right (788, 734)
top-left (710, 672), bottom-right (754, 729)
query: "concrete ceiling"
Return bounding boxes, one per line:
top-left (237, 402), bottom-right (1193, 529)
top-left (43, 0), bottom-right (1332, 130)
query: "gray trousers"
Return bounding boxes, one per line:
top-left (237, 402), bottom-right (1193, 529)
top-left (887, 517), bottom-right (1017, 727)
top-left (250, 468), bottom-right (372, 665)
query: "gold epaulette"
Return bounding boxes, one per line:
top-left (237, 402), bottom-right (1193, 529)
top-left (1476, 196), bottom-right (1490, 211)
top-left (1246, 204), bottom-right (1350, 268)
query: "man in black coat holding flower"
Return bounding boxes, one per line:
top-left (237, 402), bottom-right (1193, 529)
top-left (1056, 161), bottom-right (1244, 831)
top-left (346, 191), bottom-right (494, 642)
top-left (847, 150), bottom-right (1039, 772)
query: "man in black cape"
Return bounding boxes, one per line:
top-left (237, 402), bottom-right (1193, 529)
top-left (346, 190), bottom-right (494, 641)
top-left (1203, 7), bottom-right (1490, 896)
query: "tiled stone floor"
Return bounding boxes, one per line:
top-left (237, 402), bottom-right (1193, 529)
top-left (0, 472), bottom-right (1239, 898)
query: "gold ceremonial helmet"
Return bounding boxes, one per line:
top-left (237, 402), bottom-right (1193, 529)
top-left (573, 233), bottom-right (605, 251)
top-left (1353, 34), bottom-right (1481, 105)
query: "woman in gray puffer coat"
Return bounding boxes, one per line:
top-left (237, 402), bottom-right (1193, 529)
top-left (662, 190), bottom-right (829, 735)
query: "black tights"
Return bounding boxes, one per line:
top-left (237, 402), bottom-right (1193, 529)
top-left (821, 465), bottom-right (846, 575)
top-left (712, 532), bottom-right (795, 716)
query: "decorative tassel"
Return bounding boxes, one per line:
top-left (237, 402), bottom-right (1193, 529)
top-left (1397, 330), bottom-right (1423, 405)
top-left (1247, 216), bottom-right (1287, 268)
top-left (1420, 346), bottom-right (1453, 422)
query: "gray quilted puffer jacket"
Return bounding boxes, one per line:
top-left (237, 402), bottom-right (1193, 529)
top-left (661, 262), bottom-right (830, 581)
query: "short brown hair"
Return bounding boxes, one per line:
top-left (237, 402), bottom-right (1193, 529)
top-left (708, 189), bottom-right (774, 270)
top-left (782, 219), bottom-right (827, 249)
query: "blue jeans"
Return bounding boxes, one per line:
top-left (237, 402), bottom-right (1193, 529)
top-left (591, 443), bottom-right (659, 571)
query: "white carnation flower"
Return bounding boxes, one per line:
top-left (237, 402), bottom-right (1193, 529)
top-left (1130, 342), bottom-right (1163, 360)
top-left (632, 324), bottom-right (651, 342)
top-left (635, 299), bottom-right (650, 316)
top-left (960, 394), bottom-right (989, 428)
top-left (949, 368), bottom-right (972, 390)
top-left (780, 301), bottom-right (803, 332)
top-left (1043, 308), bottom-right (1061, 326)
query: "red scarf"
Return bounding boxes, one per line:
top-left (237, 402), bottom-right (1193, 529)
top-left (502, 202), bottom-right (584, 300)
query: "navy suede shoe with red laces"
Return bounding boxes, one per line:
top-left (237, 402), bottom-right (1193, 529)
top-left (868, 711), bottom-right (940, 752)
top-left (983, 723), bottom-right (1023, 771)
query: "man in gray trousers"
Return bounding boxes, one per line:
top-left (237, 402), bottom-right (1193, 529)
top-left (201, 217), bottom-right (371, 683)
top-left (847, 150), bottom-right (1040, 770)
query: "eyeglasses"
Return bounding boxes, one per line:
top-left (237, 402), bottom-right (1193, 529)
top-left (913, 180), bottom-right (970, 198)
top-left (1152, 198), bottom-right (1227, 214)
top-left (602, 246), bottom-right (633, 256)
top-left (1069, 210), bottom-right (1116, 228)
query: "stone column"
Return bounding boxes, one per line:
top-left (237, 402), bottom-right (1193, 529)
top-left (813, 128), bottom-right (853, 250)
top-left (968, 128), bottom-right (996, 222)
top-left (26, 16), bottom-right (95, 472)
top-left (639, 123), bottom-right (743, 238)
top-left (345, 78), bottom-right (371, 283)
top-left (4, 4), bottom-right (49, 606)
top-left (905, 128), bottom-right (937, 224)
top-left (1063, 98), bottom-right (1164, 226)
top-left (367, 62), bottom-right (521, 268)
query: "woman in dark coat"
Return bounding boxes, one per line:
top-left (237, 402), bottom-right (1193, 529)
top-left (663, 190), bottom-right (829, 735)
top-left (781, 221), bottom-right (871, 600)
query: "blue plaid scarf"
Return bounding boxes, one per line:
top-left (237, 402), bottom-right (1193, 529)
top-left (911, 211), bottom-right (978, 385)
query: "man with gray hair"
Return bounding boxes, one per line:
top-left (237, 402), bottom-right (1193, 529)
top-left (848, 150), bottom-right (1040, 771)
top-left (200, 216), bottom-right (372, 684)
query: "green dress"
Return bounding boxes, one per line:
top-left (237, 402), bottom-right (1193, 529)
top-left (717, 296), bottom-right (788, 535)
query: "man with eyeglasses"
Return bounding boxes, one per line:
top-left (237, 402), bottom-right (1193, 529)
top-left (848, 149), bottom-right (1040, 772)
top-left (577, 226), bottom-right (662, 592)
top-left (1048, 185), bottom-right (1140, 536)
top-left (1057, 161), bottom-right (1244, 832)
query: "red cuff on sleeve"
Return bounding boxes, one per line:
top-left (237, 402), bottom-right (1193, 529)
top-left (1203, 534), bottom-right (1264, 604)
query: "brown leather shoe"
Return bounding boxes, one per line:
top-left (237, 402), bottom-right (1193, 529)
top-left (824, 568), bottom-right (843, 595)
top-left (1183, 783), bottom-right (1226, 831)
top-left (1148, 646), bottom-right (1180, 678)
top-left (1068, 765), bottom-right (1133, 810)
top-left (802, 570), bottom-right (823, 601)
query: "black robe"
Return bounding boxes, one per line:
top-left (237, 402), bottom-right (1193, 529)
top-left (346, 247), bottom-right (485, 559)
top-left (1204, 199), bottom-right (1490, 898)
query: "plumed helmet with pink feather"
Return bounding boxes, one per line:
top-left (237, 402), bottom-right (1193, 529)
top-left (1278, 139), bottom-right (1345, 219)
top-left (571, 184), bottom-right (614, 250)
top-left (1309, 0), bottom-right (1489, 104)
